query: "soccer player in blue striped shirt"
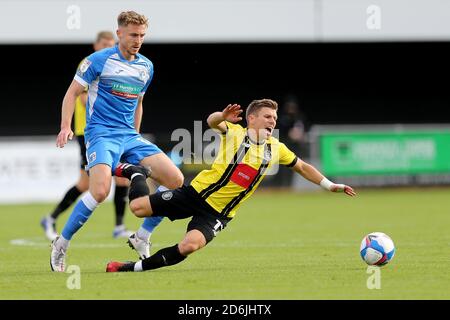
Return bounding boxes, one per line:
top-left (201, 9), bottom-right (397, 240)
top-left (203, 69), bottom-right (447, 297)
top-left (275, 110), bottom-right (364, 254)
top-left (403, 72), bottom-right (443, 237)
top-left (51, 11), bottom-right (183, 272)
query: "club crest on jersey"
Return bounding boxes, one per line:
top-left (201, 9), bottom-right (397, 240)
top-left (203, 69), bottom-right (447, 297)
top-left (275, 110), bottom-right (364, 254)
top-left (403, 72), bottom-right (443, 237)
top-left (139, 69), bottom-right (149, 82)
top-left (79, 59), bottom-right (92, 74)
top-left (264, 149), bottom-right (272, 162)
top-left (162, 191), bottom-right (173, 201)
top-left (88, 152), bottom-right (96, 164)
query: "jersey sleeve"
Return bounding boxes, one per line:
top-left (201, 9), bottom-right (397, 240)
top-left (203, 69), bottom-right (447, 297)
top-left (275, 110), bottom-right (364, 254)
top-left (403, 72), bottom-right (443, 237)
top-left (277, 142), bottom-right (298, 167)
top-left (223, 121), bottom-right (244, 135)
top-left (139, 61), bottom-right (154, 96)
top-left (74, 52), bottom-right (105, 87)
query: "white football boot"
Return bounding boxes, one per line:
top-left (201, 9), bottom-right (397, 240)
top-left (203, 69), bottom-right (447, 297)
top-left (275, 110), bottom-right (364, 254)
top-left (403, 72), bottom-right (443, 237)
top-left (40, 216), bottom-right (58, 241)
top-left (127, 233), bottom-right (151, 259)
top-left (50, 236), bottom-right (66, 272)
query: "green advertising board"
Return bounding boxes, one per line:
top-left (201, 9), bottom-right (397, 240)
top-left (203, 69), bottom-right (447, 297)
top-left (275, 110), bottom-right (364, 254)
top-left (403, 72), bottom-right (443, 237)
top-left (320, 131), bottom-right (450, 176)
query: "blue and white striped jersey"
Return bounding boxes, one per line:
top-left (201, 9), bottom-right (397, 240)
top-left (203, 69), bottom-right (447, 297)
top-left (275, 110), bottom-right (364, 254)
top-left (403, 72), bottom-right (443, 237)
top-left (74, 45), bottom-right (154, 134)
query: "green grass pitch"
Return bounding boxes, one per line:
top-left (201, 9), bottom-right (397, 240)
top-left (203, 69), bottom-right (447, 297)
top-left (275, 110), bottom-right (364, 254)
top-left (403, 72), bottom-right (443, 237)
top-left (0, 188), bottom-right (449, 299)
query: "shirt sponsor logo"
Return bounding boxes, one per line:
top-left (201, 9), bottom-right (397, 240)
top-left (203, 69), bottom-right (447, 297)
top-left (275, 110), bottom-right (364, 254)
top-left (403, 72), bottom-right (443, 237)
top-left (111, 82), bottom-right (141, 99)
top-left (230, 163), bottom-right (258, 189)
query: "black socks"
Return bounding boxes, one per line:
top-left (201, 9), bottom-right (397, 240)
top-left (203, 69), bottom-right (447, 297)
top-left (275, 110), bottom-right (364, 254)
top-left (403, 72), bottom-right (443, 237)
top-left (116, 245), bottom-right (187, 272)
top-left (142, 244), bottom-right (187, 271)
top-left (114, 185), bottom-right (129, 226)
top-left (50, 186), bottom-right (82, 219)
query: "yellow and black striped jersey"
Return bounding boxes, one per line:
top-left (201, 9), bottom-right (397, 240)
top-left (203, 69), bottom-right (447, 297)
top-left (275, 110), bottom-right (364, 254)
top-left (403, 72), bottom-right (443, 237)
top-left (191, 121), bottom-right (298, 218)
top-left (74, 59), bottom-right (88, 136)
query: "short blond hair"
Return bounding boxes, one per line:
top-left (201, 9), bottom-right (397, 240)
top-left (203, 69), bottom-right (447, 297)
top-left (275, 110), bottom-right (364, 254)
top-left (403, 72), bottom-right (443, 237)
top-left (246, 99), bottom-right (278, 121)
top-left (96, 31), bottom-right (114, 43)
top-left (117, 11), bottom-right (148, 27)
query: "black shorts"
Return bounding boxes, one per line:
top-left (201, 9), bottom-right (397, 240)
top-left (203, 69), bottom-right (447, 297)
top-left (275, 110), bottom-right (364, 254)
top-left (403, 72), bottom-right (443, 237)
top-left (76, 135), bottom-right (88, 169)
top-left (150, 185), bottom-right (232, 243)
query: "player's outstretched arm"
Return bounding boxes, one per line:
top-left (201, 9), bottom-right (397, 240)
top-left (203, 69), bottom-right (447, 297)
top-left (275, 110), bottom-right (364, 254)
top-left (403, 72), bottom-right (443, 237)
top-left (291, 159), bottom-right (356, 196)
top-left (56, 80), bottom-right (86, 148)
top-left (207, 104), bottom-right (243, 133)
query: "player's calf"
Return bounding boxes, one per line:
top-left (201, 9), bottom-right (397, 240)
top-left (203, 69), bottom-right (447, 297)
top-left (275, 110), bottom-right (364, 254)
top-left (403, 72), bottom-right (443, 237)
top-left (178, 230), bottom-right (207, 256)
top-left (164, 171), bottom-right (184, 190)
top-left (129, 197), bottom-right (152, 217)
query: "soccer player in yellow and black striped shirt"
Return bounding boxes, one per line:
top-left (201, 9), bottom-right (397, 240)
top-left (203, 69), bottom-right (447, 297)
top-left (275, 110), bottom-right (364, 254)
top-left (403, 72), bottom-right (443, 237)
top-left (106, 99), bottom-right (356, 272)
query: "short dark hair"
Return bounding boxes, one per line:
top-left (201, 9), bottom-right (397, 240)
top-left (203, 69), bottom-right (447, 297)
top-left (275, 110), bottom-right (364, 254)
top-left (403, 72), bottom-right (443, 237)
top-left (245, 99), bottom-right (278, 121)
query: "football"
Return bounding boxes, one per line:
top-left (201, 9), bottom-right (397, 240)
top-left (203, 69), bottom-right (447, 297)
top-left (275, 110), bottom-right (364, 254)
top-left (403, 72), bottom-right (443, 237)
top-left (360, 232), bottom-right (395, 266)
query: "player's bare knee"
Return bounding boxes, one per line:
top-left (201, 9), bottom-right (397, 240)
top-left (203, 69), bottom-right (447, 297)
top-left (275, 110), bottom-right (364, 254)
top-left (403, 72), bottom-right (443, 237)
top-left (90, 187), bottom-right (110, 202)
top-left (167, 171), bottom-right (184, 189)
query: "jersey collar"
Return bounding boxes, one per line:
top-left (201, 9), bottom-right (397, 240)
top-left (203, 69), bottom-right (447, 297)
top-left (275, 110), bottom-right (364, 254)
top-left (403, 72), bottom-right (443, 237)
top-left (245, 128), bottom-right (267, 146)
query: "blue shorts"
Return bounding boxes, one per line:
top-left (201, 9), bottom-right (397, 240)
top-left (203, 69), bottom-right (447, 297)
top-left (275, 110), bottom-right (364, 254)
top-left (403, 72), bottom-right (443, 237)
top-left (84, 130), bottom-right (162, 173)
